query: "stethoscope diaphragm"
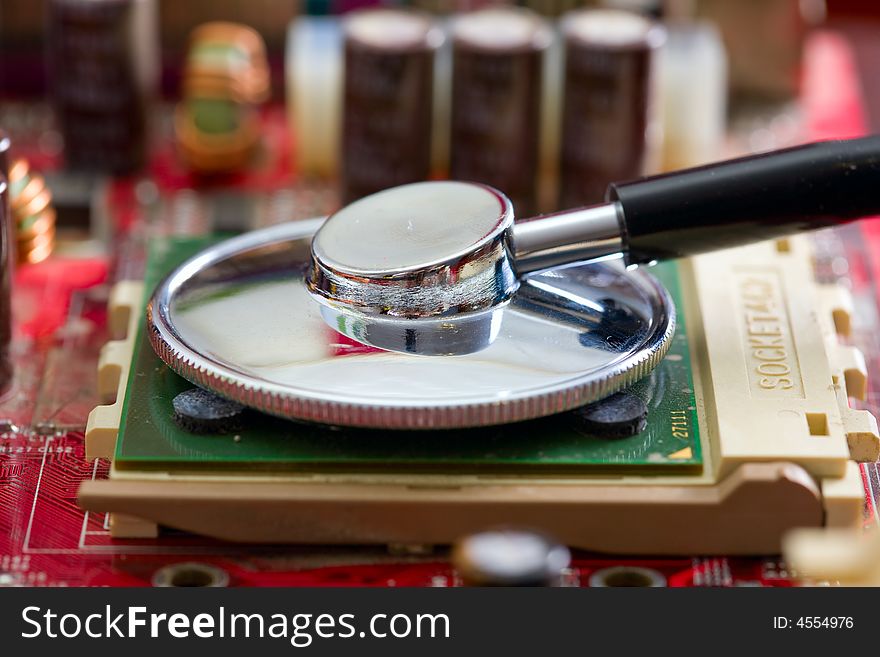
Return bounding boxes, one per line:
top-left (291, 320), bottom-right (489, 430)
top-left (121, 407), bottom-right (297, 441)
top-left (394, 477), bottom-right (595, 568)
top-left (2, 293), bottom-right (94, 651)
top-left (148, 219), bottom-right (674, 430)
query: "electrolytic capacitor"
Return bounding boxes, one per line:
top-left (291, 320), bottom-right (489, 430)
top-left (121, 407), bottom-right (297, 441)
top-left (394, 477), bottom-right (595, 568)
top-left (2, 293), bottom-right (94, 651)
top-left (696, 0), bottom-right (823, 100)
top-left (0, 171), bottom-right (11, 395)
top-left (341, 9), bottom-right (442, 204)
top-left (452, 528), bottom-right (571, 587)
top-left (660, 22), bottom-right (727, 171)
top-left (450, 7), bottom-right (551, 218)
top-left (0, 131), bottom-right (13, 267)
top-left (47, 0), bottom-right (159, 173)
top-left (287, 16), bottom-right (344, 179)
top-left (0, 131), bottom-right (9, 180)
top-left (558, 9), bottom-right (665, 208)
top-left (601, 0), bottom-right (667, 19)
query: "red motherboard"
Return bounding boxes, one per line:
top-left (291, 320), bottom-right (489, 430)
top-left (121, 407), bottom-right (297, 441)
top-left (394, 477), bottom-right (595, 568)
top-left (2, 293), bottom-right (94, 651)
top-left (1, 31), bottom-right (878, 588)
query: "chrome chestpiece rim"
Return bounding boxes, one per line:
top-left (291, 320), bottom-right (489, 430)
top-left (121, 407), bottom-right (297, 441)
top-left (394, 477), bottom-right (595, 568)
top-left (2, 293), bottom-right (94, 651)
top-left (148, 219), bottom-right (676, 430)
top-left (306, 181), bottom-right (519, 355)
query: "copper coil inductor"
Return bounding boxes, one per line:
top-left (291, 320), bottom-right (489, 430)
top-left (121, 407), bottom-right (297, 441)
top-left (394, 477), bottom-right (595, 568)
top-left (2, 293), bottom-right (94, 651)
top-left (8, 159), bottom-right (56, 265)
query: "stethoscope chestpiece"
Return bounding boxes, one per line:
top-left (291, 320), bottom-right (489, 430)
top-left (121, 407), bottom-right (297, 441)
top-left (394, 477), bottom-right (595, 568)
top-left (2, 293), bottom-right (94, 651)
top-left (149, 218), bottom-right (675, 430)
top-left (306, 181), bottom-right (520, 356)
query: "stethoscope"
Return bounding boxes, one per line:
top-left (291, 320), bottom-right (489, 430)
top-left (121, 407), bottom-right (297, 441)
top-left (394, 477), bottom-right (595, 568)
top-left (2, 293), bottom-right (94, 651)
top-left (307, 136), bottom-right (880, 356)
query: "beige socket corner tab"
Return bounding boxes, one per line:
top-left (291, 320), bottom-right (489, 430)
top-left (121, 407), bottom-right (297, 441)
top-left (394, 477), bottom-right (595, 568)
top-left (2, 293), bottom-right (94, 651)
top-left (109, 513), bottom-right (158, 539)
top-left (830, 345), bottom-right (867, 401)
top-left (828, 346), bottom-right (878, 460)
top-left (109, 280), bottom-right (143, 339)
top-left (814, 276), bottom-right (880, 462)
top-left (819, 461), bottom-right (864, 529)
top-left (816, 283), bottom-right (854, 338)
top-left (684, 236), bottom-right (853, 479)
top-left (86, 281), bottom-right (144, 462)
top-left (784, 528), bottom-right (880, 586)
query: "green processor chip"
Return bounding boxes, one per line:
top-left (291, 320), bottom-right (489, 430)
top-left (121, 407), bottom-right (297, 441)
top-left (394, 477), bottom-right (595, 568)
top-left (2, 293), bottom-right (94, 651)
top-left (115, 236), bottom-right (702, 474)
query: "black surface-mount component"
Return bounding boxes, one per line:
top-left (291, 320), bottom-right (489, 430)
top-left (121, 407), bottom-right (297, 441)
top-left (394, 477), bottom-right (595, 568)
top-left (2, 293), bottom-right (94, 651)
top-left (570, 391), bottom-right (648, 439)
top-left (172, 387), bottom-right (247, 434)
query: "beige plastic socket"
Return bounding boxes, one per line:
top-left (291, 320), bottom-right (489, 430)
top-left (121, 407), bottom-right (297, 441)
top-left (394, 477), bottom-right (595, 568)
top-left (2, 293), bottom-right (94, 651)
top-left (80, 461), bottom-right (824, 552)
top-left (78, 237), bottom-right (873, 552)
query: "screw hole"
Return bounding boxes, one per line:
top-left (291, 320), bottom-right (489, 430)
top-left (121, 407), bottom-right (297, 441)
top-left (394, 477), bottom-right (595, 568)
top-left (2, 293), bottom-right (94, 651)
top-left (152, 562), bottom-right (230, 588)
top-left (589, 566), bottom-right (666, 587)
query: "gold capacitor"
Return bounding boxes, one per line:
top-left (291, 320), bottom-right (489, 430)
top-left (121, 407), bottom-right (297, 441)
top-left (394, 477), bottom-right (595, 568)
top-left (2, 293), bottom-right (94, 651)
top-left (175, 22), bottom-right (271, 173)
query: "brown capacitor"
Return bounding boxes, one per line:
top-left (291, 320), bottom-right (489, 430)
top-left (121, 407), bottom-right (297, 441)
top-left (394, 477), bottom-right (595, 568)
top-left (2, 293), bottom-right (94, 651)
top-left (0, 173), bottom-right (11, 394)
top-left (341, 9), bottom-right (442, 204)
top-left (0, 131), bottom-right (14, 269)
top-left (558, 9), bottom-right (665, 209)
top-left (0, 131), bottom-right (9, 179)
top-left (695, 0), bottom-right (824, 100)
top-left (47, 0), bottom-right (158, 174)
top-left (0, 131), bottom-right (12, 394)
top-left (450, 8), bottom-right (550, 218)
